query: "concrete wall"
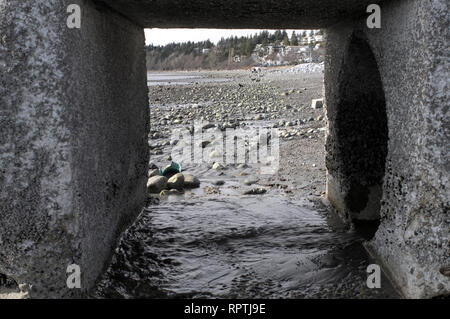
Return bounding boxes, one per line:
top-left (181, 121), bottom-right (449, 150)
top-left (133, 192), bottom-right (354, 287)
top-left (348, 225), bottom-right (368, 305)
top-left (0, 0), bottom-right (149, 297)
top-left (101, 0), bottom-right (385, 29)
top-left (325, 0), bottom-right (449, 298)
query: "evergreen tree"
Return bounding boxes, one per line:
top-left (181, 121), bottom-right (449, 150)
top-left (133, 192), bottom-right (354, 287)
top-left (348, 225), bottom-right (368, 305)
top-left (282, 34), bottom-right (290, 46)
top-left (274, 30), bottom-right (282, 42)
top-left (291, 31), bottom-right (299, 46)
top-left (245, 38), bottom-right (253, 56)
top-left (261, 37), bottom-right (268, 47)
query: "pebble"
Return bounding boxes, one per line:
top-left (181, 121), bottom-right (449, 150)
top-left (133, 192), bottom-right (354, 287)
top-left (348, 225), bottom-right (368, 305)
top-left (212, 162), bottom-right (224, 170)
top-left (243, 188), bottom-right (267, 195)
top-left (184, 174), bottom-right (201, 188)
top-left (244, 178), bottom-right (259, 186)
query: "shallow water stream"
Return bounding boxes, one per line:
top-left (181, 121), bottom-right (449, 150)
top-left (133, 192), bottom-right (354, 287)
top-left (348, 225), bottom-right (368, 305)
top-left (94, 193), bottom-right (399, 298)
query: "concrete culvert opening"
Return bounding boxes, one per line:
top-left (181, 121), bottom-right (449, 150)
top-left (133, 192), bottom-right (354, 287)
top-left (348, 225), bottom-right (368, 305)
top-left (326, 32), bottom-right (388, 238)
top-left (2, 0), bottom-right (448, 299)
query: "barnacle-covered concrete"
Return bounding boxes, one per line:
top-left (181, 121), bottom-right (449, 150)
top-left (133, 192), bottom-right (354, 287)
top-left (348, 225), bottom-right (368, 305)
top-left (325, 0), bottom-right (449, 298)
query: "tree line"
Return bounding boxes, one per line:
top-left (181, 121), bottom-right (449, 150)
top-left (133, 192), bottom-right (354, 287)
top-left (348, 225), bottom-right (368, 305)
top-left (146, 30), bottom-right (321, 71)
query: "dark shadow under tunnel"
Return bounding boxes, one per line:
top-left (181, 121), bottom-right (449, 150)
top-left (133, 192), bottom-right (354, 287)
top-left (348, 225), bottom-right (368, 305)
top-left (326, 32), bottom-right (388, 236)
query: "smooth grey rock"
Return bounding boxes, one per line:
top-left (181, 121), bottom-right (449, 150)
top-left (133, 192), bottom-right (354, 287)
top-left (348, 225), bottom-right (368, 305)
top-left (147, 176), bottom-right (168, 194)
top-left (167, 173), bottom-right (184, 189)
top-left (183, 174), bottom-right (201, 188)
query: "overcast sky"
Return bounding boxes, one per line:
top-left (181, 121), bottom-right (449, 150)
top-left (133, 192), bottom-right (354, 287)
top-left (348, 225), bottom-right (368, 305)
top-left (145, 29), bottom-right (308, 46)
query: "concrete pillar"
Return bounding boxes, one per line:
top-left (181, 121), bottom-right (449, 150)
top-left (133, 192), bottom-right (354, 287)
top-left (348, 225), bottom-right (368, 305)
top-left (0, 0), bottom-right (149, 297)
top-left (325, 0), bottom-right (449, 298)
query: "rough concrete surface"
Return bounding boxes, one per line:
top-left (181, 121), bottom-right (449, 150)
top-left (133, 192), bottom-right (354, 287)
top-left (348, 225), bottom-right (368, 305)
top-left (325, 0), bottom-right (449, 298)
top-left (100, 0), bottom-right (386, 29)
top-left (0, 0), bottom-right (149, 297)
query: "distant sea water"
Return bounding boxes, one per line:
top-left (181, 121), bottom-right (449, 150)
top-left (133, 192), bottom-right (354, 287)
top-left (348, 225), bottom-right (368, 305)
top-left (147, 72), bottom-right (230, 86)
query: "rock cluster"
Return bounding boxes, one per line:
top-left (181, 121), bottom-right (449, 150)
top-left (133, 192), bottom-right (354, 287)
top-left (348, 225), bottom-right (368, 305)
top-left (147, 172), bottom-right (200, 195)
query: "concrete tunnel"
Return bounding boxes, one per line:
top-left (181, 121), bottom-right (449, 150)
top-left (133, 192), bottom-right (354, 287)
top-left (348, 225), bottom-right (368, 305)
top-left (0, 0), bottom-right (448, 298)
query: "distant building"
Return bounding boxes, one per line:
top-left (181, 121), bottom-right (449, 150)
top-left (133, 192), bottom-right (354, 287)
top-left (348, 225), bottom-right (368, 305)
top-left (315, 35), bottom-right (324, 42)
top-left (284, 46), bottom-right (306, 54)
top-left (252, 40), bottom-right (324, 66)
top-left (267, 45), bottom-right (283, 55)
top-left (202, 48), bottom-right (211, 54)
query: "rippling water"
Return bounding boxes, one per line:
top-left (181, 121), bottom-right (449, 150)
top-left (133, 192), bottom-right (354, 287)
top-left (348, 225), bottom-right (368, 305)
top-left (93, 194), bottom-right (399, 299)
